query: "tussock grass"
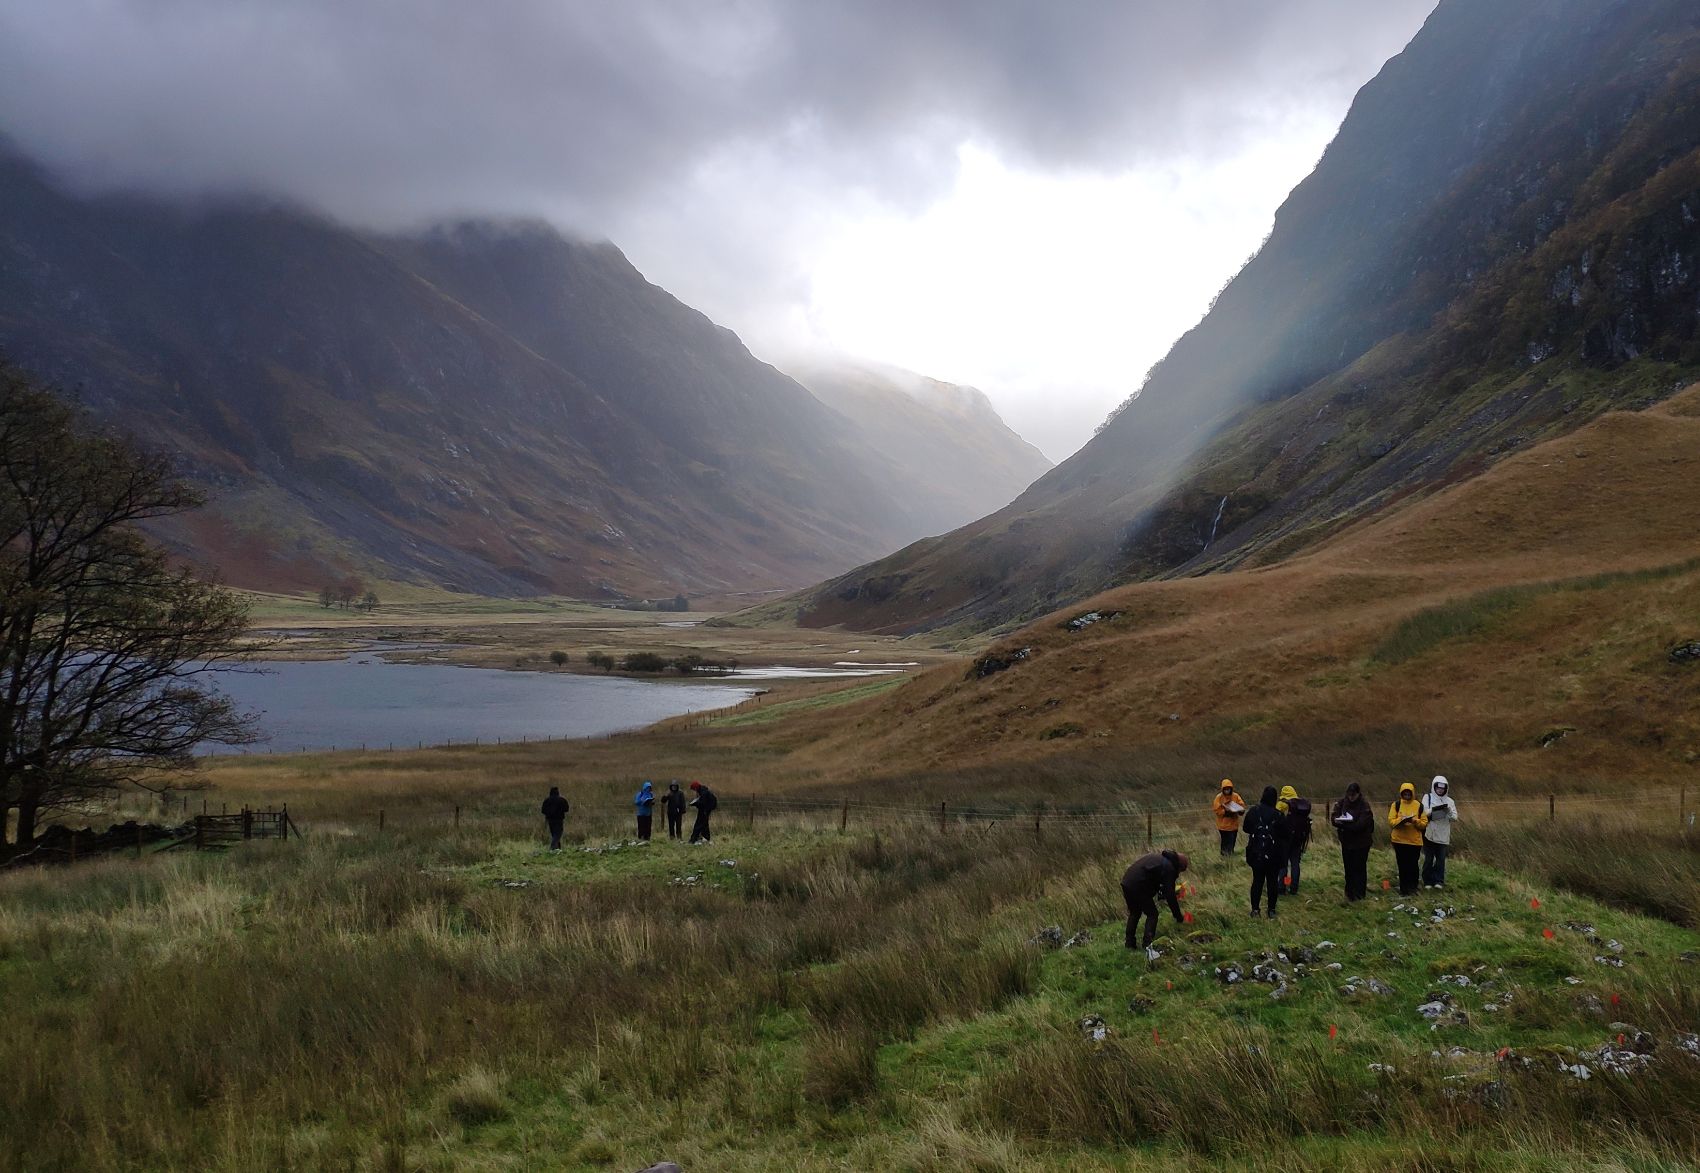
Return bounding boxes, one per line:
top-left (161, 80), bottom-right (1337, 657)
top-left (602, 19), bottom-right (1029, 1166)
top-left (1469, 816), bottom-right (1700, 927)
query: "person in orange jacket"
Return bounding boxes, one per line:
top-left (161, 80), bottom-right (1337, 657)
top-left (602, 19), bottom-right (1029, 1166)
top-left (1387, 782), bottom-right (1429, 895)
top-left (1213, 779), bottom-right (1248, 856)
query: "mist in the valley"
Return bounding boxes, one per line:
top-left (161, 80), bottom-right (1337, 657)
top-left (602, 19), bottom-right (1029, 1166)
top-left (0, 0), bottom-right (1437, 459)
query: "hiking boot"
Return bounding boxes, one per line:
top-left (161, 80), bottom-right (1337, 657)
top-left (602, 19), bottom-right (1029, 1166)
top-left (1249, 909), bottom-right (1262, 919)
top-left (1267, 910), bottom-right (1279, 920)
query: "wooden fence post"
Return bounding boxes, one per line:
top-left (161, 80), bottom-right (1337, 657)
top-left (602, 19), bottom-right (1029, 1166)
top-left (1146, 811), bottom-right (1153, 847)
top-left (939, 802), bottom-right (946, 834)
top-left (242, 808), bottom-right (252, 841)
top-left (1035, 808), bottom-right (1043, 842)
top-left (454, 805), bottom-right (461, 829)
top-left (282, 804), bottom-right (290, 842)
top-left (840, 799), bottom-right (849, 834)
top-left (379, 809), bottom-right (386, 831)
top-left (747, 798), bottom-right (756, 830)
top-left (1548, 794), bottom-right (1555, 820)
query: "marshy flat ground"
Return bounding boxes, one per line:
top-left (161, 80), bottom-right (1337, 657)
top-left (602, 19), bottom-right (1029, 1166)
top-left (4, 753), bottom-right (1699, 1171)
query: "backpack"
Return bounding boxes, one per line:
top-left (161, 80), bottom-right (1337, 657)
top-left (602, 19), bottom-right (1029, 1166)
top-left (699, 788), bottom-right (718, 814)
top-left (1287, 798), bottom-right (1313, 850)
top-left (1244, 806), bottom-right (1279, 868)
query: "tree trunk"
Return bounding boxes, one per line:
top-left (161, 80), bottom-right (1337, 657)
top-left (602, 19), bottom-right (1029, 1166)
top-left (14, 789), bottom-right (39, 846)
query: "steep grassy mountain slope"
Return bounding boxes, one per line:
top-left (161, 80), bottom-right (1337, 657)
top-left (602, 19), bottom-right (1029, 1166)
top-left (0, 153), bottom-right (1038, 598)
top-left (788, 359), bottom-right (1052, 536)
top-left (800, 0), bottom-right (1700, 636)
top-left (757, 386), bottom-right (1700, 789)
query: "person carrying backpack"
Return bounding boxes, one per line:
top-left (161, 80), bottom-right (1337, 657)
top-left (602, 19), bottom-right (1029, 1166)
top-left (662, 781), bottom-right (687, 840)
top-left (687, 780), bottom-right (717, 843)
top-left (540, 786), bottom-right (569, 851)
top-left (1420, 776), bottom-right (1459, 888)
top-left (1242, 786), bottom-right (1291, 918)
top-left (1276, 785), bottom-right (1313, 895)
top-left (1388, 782), bottom-right (1429, 895)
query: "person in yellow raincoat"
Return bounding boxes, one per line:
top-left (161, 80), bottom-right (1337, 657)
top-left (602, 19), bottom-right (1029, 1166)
top-left (1213, 779), bottom-right (1247, 856)
top-left (1387, 782), bottom-right (1429, 895)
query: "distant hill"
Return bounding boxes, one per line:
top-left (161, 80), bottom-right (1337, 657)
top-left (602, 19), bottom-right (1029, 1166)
top-left (795, 0), bottom-right (1700, 635)
top-left (786, 359), bottom-right (1051, 540)
top-left (0, 152), bottom-right (1041, 598)
top-left (779, 385), bottom-right (1700, 786)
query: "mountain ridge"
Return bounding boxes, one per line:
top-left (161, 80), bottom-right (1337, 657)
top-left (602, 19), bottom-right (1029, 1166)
top-left (793, 0), bottom-right (1700, 636)
top-left (0, 150), bottom-right (1044, 598)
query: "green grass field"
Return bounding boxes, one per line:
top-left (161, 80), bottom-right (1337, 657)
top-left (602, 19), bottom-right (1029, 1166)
top-left (4, 788), bottom-right (1698, 1171)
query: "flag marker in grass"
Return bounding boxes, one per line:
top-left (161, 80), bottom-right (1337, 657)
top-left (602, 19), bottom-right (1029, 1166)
top-left (1382, 880), bottom-right (1390, 890)
top-left (1183, 912), bottom-right (1194, 924)
top-left (1329, 1024), bottom-right (1338, 1041)
top-left (1531, 898), bottom-right (1541, 910)
top-left (1543, 928), bottom-right (1555, 939)
top-left (1611, 993), bottom-right (1620, 1006)
top-left (1152, 1030), bottom-right (1161, 1046)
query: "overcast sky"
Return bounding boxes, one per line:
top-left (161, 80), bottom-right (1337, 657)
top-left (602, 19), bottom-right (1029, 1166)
top-left (0, 0), bottom-right (1437, 461)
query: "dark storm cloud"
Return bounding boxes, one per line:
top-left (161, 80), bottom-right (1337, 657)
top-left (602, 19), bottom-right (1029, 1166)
top-left (0, 0), bottom-right (1436, 228)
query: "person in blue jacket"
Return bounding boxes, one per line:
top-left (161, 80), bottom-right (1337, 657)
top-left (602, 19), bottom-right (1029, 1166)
top-left (634, 780), bottom-right (655, 841)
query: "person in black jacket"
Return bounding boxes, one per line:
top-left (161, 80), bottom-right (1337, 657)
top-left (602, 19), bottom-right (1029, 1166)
top-left (662, 781), bottom-right (687, 840)
top-left (1121, 849), bottom-right (1191, 949)
top-left (1276, 786), bottom-right (1313, 896)
top-left (1332, 782), bottom-right (1375, 901)
top-left (540, 786), bottom-right (569, 851)
top-left (687, 780), bottom-right (717, 843)
top-left (1242, 786), bottom-right (1291, 919)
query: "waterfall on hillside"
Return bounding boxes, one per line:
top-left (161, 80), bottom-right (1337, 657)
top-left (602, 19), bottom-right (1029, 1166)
top-left (1205, 495), bottom-right (1229, 549)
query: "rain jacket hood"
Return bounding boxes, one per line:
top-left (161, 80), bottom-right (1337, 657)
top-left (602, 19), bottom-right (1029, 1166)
top-left (1389, 785), bottom-right (1427, 845)
top-left (1334, 783), bottom-right (1374, 849)
top-left (635, 781), bottom-right (655, 809)
top-left (1422, 776), bottom-right (1459, 844)
top-left (1213, 781), bottom-right (1247, 830)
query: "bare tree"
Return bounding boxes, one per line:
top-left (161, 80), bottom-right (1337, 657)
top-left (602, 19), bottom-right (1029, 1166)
top-left (0, 366), bottom-right (256, 848)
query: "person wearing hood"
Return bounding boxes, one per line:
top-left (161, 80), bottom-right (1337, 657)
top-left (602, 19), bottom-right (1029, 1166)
top-left (687, 780), bottom-right (717, 843)
top-left (634, 781), bottom-right (656, 841)
top-left (1332, 783), bottom-right (1375, 901)
top-left (1213, 779), bottom-right (1248, 856)
top-left (1420, 776), bottom-right (1459, 888)
top-left (1275, 785), bottom-right (1313, 895)
top-left (1241, 786), bottom-right (1291, 918)
top-left (1121, 848), bottom-right (1190, 949)
top-left (662, 781), bottom-right (687, 840)
top-left (1388, 782), bottom-right (1429, 895)
top-left (540, 786), bottom-right (570, 851)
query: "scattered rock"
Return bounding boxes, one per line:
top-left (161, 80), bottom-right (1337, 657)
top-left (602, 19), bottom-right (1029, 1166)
top-left (1367, 1063), bottom-right (1397, 1075)
top-left (1563, 921), bottom-right (1598, 938)
top-left (1063, 610), bottom-right (1121, 632)
top-left (719, 859), bottom-right (737, 868)
top-left (1127, 996), bottom-right (1156, 1015)
top-left (1558, 1061), bottom-right (1592, 1081)
top-left (1030, 926), bottom-right (1065, 949)
top-left (971, 647), bottom-right (1031, 679)
top-left (1078, 1014), bottom-right (1109, 1042)
top-left (1679, 951), bottom-right (1698, 965)
top-left (1064, 930), bottom-right (1093, 949)
top-left (1673, 1033), bottom-right (1700, 1059)
top-left (637, 1164), bottom-right (684, 1173)
top-left (1185, 930), bottom-right (1221, 944)
top-left (495, 879), bottom-right (533, 889)
top-left (1416, 1001), bottom-right (1452, 1020)
top-left (1668, 640), bottom-right (1700, 664)
top-left (1324, 962), bottom-right (1344, 972)
top-left (1563, 976), bottom-right (1583, 986)
top-left (1603, 938), bottom-right (1624, 954)
top-left (1437, 974), bottom-right (1473, 988)
top-left (1215, 963), bottom-right (1245, 985)
top-left (1593, 955), bottom-right (1626, 969)
top-left (1576, 994), bottom-right (1606, 1017)
top-left (1268, 981), bottom-right (1293, 1002)
top-left (1251, 964), bottom-right (1286, 985)
top-left (1293, 946), bottom-right (1318, 964)
top-left (1344, 976), bottom-right (1394, 997)
top-left (1315, 941), bottom-right (1338, 951)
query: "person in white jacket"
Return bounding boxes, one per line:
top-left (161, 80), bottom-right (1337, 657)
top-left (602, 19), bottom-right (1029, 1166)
top-left (1420, 776), bottom-right (1459, 888)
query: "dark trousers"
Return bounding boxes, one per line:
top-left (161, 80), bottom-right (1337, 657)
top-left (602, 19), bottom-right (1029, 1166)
top-left (1278, 846), bottom-right (1304, 893)
top-left (1342, 845), bottom-right (1370, 900)
top-left (547, 819), bottom-right (564, 851)
top-left (1394, 842), bottom-right (1421, 895)
top-left (1122, 884), bottom-right (1160, 948)
top-left (666, 810), bottom-right (683, 839)
top-left (1219, 829), bottom-right (1238, 855)
top-left (1250, 861), bottom-right (1281, 914)
top-left (1422, 840), bottom-right (1449, 886)
top-left (690, 811), bottom-right (711, 843)
top-left (636, 814), bottom-right (652, 841)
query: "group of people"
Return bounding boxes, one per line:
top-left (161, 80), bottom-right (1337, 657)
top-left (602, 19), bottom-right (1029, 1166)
top-left (538, 779), bottom-right (719, 850)
top-left (1213, 776), bottom-right (1458, 911)
top-left (1122, 775), bottom-right (1461, 946)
